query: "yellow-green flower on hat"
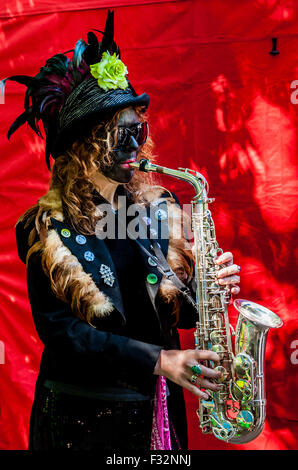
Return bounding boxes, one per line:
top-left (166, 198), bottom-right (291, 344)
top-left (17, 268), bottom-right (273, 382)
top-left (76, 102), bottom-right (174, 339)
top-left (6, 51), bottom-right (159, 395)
top-left (90, 51), bottom-right (128, 91)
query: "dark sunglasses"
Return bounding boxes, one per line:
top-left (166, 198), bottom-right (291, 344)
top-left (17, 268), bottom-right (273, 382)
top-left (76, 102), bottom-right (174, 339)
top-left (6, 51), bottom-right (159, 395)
top-left (114, 121), bottom-right (149, 150)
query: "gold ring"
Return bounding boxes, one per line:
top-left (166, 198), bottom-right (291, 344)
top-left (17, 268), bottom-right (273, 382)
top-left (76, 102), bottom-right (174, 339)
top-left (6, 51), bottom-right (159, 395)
top-left (190, 374), bottom-right (198, 384)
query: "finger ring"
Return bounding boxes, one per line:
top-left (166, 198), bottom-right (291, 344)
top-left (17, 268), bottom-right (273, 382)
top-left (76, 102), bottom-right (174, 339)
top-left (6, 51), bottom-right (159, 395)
top-left (191, 364), bottom-right (202, 375)
top-left (237, 266), bottom-right (241, 273)
top-left (190, 374), bottom-right (198, 384)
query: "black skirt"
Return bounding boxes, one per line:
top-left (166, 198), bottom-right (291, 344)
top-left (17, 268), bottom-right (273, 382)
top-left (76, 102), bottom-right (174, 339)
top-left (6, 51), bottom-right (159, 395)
top-left (28, 381), bottom-right (181, 451)
top-left (29, 386), bottom-right (153, 451)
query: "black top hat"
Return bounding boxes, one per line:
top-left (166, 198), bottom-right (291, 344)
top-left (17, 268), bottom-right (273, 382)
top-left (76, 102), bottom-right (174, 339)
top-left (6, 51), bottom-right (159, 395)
top-left (1, 10), bottom-right (150, 170)
top-left (52, 76), bottom-right (149, 158)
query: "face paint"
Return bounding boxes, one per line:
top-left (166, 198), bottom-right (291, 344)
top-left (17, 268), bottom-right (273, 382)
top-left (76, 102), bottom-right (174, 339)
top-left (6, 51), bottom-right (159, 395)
top-left (101, 108), bottom-right (142, 184)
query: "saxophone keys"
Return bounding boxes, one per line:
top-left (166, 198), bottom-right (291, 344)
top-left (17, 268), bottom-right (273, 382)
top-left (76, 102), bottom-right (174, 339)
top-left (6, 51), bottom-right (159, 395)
top-left (236, 410), bottom-right (254, 430)
top-left (210, 343), bottom-right (225, 360)
top-left (213, 366), bottom-right (228, 383)
top-left (208, 247), bottom-right (218, 258)
top-left (231, 379), bottom-right (253, 402)
top-left (234, 353), bottom-right (252, 377)
top-left (210, 330), bottom-right (223, 344)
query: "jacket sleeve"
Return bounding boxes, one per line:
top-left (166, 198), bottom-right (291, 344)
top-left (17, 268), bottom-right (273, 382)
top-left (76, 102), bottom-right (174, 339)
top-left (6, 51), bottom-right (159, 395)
top-left (26, 250), bottom-right (162, 390)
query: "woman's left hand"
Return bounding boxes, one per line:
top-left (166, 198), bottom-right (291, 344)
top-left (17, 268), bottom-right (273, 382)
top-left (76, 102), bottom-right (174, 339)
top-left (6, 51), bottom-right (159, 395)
top-left (191, 248), bottom-right (241, 295)
top-left (214, 251), bottom-right (240, 295)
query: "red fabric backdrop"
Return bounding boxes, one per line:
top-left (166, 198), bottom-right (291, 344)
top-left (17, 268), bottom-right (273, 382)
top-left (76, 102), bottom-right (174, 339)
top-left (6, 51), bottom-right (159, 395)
top-left (0, 0), bottom-right (297, 450)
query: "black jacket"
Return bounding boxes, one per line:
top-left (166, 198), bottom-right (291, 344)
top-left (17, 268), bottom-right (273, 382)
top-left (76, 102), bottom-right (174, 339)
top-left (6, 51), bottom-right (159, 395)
top-left (15, 195), bottom-right (197, 449)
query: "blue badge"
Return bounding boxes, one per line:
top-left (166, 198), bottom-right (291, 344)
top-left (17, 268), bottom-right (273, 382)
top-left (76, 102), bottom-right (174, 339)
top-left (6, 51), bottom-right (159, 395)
top-left (154, 209), bottom-right (167, 221)
top-left (142, 216), bottom-right (151, 226)
top-left (84, 251), bottom-right (95, 262)
top-left (75, 235), bottom-right (87, 245)
top-left (148, 257), bottom-right (157, 267)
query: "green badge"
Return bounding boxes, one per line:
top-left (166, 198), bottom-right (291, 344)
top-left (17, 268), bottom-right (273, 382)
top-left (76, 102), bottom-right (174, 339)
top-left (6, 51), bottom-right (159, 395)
top-left (146, 273), bottom-right (158, 285)
top-left (61, 228), bottom-right (71, 238)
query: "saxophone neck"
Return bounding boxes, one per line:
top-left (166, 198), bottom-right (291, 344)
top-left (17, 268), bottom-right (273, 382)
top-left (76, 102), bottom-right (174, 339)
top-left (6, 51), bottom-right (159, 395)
top-left (130, 158), bottom-right (208, 202)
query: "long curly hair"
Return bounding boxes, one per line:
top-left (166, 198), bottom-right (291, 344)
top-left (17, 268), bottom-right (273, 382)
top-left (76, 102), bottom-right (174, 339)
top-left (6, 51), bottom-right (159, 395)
top-left (18, 106), bottom-right (159, 234)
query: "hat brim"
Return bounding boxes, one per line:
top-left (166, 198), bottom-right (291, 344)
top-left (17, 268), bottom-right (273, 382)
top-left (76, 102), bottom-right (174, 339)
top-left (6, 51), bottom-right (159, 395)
top-left (51, 78), bottom-right (150, 158)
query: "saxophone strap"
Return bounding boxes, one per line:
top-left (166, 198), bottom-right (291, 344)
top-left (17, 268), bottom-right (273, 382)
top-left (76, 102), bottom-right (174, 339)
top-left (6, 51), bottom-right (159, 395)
top-left (149, 240), bottom-right (197, 310)
top-left (130, 235), bottom-right (197, 310)
top-left (116, 205), bottom-right (197, 311)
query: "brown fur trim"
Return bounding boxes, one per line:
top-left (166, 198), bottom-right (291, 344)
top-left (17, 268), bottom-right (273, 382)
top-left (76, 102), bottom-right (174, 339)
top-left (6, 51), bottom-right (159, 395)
top-left (26, 240), bottom-right (44, 266)
top-left (41, 229), bottom-right (114, 323)
top-left (22, 187), bottom-right (114, 324)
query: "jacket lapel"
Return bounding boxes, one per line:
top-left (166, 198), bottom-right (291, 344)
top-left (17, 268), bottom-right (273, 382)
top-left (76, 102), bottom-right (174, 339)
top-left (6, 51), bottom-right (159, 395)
top-left (50, 218), bottom-right (125, 321)
top-left (49, 195), bottom-right (171, 321)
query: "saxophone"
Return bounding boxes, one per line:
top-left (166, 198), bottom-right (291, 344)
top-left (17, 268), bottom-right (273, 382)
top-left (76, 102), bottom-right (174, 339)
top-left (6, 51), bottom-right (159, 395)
top-left (130, 158), bottom-right (283, 444)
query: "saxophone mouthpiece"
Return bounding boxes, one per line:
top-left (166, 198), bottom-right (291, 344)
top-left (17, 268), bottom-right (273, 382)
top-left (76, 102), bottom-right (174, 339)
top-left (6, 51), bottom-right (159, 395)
top-left (128, 161), bottom-right (140, 170)
top-left (129, 159), bottom-right (150, 172)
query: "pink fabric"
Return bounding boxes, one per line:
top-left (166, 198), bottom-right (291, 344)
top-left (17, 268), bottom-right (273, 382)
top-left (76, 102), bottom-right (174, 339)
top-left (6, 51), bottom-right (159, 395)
top-left (151, 375), bottom-right (177, 450)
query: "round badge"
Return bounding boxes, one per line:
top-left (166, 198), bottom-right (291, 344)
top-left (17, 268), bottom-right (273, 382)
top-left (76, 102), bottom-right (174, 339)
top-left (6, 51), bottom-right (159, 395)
top-left (148, 257), bottom-right (157, 267)
top-left (146, 273), bottom-right (158, 285)
top-left (142, 216), bottom-right (151, 226)
top-left (75, 235), bottom-right (87, 245)
top-left (61, 229), bottom-right (71, 238)
top-left (154, 209), bottom-right (167, 221)
top-left (84, 251), bottom-right (95, 262)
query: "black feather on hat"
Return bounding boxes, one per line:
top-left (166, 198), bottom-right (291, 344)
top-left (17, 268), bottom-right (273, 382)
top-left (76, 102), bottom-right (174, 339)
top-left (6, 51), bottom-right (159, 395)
top-left (1, 10), bottom-right (149, 170)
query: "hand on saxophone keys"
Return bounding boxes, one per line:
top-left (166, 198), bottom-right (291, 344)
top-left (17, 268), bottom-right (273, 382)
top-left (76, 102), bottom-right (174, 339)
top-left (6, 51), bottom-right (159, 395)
top-left (153, 349), bottom-right (223, 400)
top-left (192, 247), bottom-right (241, 296)
top-left (214, 251), bottom-right (241, 296)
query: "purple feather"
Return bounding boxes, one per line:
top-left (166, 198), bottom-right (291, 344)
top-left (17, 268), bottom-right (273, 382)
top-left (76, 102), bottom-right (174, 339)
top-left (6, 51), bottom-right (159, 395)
top-left (40, 95), bottom-right (62, 113)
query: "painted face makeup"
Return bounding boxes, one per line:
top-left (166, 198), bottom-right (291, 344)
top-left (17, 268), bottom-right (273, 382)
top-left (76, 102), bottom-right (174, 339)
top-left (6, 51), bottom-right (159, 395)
top-left (102, 108), bottom-right (145, 184)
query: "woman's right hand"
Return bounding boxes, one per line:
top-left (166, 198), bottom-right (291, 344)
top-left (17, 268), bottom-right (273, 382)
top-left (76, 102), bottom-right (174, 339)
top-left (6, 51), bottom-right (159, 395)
top-left (153, 349), bottom-right (223, 399)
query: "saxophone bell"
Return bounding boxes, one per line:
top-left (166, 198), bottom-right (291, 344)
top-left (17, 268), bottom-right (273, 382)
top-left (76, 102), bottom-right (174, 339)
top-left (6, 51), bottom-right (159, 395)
top-left (229, 299), bottom-right (283, 443)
